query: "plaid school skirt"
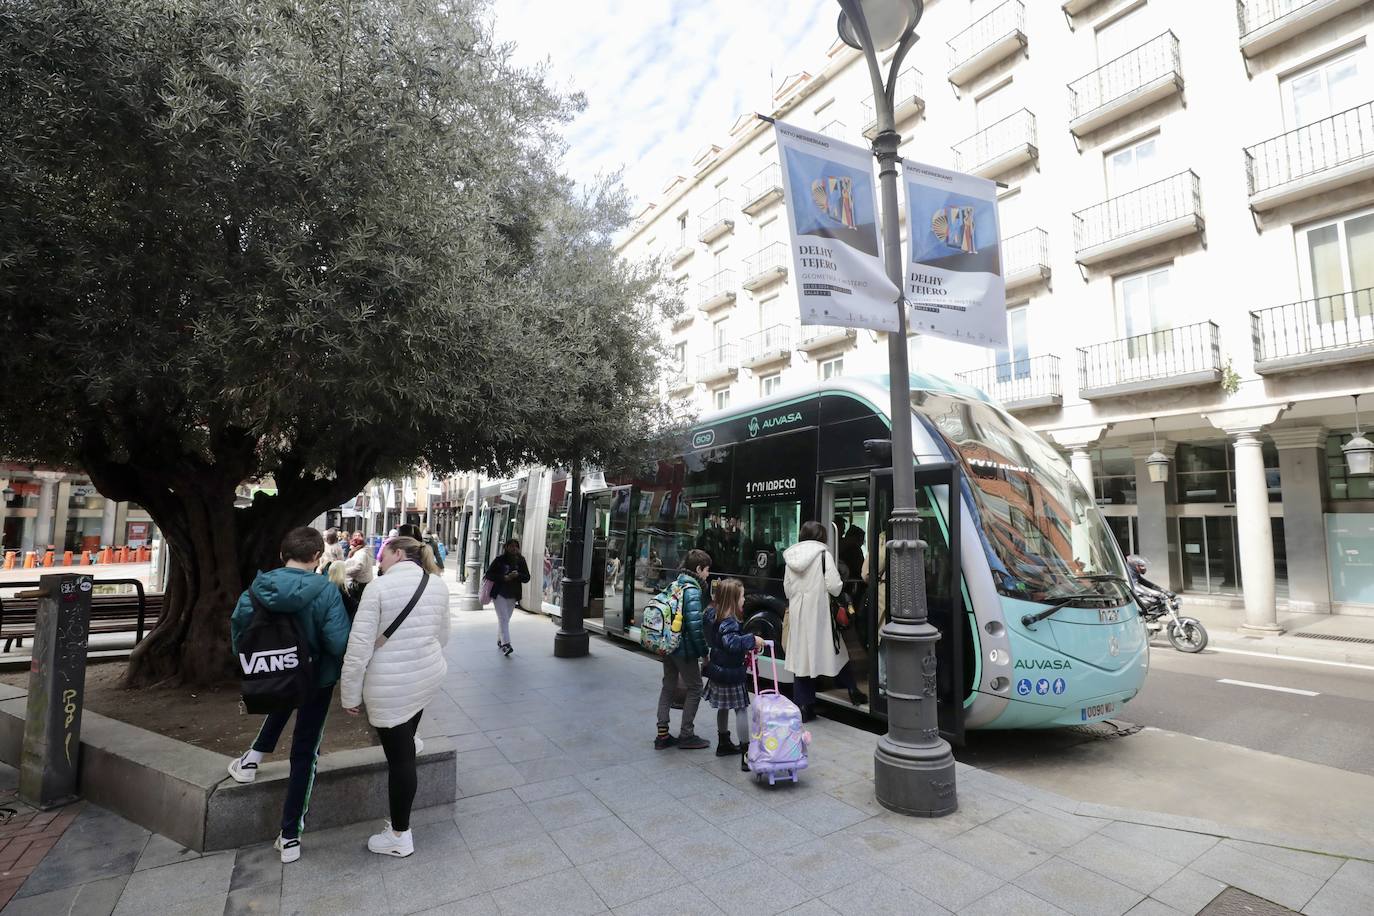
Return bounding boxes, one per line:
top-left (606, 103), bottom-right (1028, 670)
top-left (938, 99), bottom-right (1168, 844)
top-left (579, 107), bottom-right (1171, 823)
top-left (703, 679), bottom-right (749, 711)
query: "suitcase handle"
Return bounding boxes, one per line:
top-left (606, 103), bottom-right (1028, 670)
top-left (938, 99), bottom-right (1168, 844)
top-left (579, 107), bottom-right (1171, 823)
top-left (749, 639), bottom-right (781, 696)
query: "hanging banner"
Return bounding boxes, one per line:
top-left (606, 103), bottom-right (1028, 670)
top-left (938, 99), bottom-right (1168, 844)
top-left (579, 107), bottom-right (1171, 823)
top-left (902, 160), bottom-right (1007, 348)
top-left (774, 121), bottom-right (900, 332)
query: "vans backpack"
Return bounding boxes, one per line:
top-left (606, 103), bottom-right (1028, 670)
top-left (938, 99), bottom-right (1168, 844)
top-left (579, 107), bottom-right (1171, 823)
top-left (639, 579), bottom-right (688, 657)
top-left (237, 591), bottom-right (316, 714)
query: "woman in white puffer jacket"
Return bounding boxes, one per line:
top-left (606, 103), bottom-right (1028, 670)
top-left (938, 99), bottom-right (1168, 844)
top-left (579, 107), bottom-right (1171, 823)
top-left (341, 536), bottom-right (450, 859)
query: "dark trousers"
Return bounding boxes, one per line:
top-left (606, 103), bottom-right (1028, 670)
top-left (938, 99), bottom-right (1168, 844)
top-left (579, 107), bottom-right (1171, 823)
top-left (656, 655), bottom-right (703, 738)
top-left (792, 665), bottom-right (858, 708)
top-left (375, 710), bottom-right (424, 832)
top-left (251, 684), bottom-right (334, 839)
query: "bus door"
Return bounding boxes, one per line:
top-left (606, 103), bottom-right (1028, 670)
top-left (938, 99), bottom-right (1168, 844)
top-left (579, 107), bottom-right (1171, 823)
top-left (581, 487), bottom-right (632, 634)
top-left (868, 464), bottom-right (966, 743)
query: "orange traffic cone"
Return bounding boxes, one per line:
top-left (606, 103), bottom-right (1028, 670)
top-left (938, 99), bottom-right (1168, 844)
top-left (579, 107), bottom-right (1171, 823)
top-left (61, 550), bottom-right (74, 566)
top-left (116, 546), bottom-right (129, 563)
top-left (41, 547), bottom-right (55, 567)
top-left (99, 546), bottom-right (112, 564)
top-left (79, 551), bottom-right (91, 565)
top-left (22, 551), bottom-right (36, 568)
top-left (2, 550), bottom-right (14, 570)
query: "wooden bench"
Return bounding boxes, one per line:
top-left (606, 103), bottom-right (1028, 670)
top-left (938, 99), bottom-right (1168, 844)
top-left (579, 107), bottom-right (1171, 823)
top-left (0, 579), bottom-right (160, 652)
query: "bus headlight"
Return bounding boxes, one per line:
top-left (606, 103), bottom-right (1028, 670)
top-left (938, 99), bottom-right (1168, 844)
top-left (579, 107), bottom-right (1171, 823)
top-left (990, 677), bottom-right (1010, 692)
top-left (988, 648), bottom-right (1008, 665)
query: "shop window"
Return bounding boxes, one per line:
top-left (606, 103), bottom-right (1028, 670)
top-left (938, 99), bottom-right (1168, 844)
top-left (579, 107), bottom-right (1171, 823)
top-left (1091, 447), bottom-right (1137, 505)
top-left (1175, 441), bottom-right (1281, 504)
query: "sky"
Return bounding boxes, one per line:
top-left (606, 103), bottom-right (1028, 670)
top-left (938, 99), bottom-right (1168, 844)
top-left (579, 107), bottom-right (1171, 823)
top-left (489, 0), bottom-right (839, 209)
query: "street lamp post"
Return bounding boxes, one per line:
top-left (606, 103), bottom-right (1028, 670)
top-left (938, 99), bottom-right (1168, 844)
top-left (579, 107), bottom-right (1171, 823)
top-left (835, 0), bottom-right (958, 817)
top-left (457, 474), bottom-right (483, 611)
top-left (554, 459), bottom-right (591, 657)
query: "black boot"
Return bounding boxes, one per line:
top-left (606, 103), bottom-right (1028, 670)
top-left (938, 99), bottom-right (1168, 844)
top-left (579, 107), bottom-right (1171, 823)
top-left (740, 738), bottom-right (750, 772)
top-left (848, 687), bottom-right (868, 706)
top-left (715, 732), bottom-right (740, 756)
top-left (800, 704), bottom-right (817, 723)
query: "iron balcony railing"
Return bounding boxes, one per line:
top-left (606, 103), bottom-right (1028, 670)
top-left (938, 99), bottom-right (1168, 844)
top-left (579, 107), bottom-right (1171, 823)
top-left (1073, 170), bottom-right (1201, 254)
top-left (743, 242), bottom-right (788, 278)
top-left (742, 163), bottom-right (782, 208)
top-left (1237, 0), bottom-right (1326, 37)
top-left (743, 324), bottom-right (793, 362)
top-left (666, 367), bottom-right (693, 391)
top-left (1244, 101), bottom-right (1374, 197)
top-left (862, 67), bottom-right (924, 129)
top-left (697, 343), bottom-right (739, 379)
top-left (958, 355), bottom-right (1061, 406)
top-left (948, 1), bottom-right (1025, 73)
top-left (1002, 228), bottom-right (1049, 279)
top-left (1252, 288), bottom-right (1374, 364)
top-left (952, 109), bottom-right (1037, 174)
top-left (820, 120), bottom-right (848, 141)
top-left (1078, 321), bottom-right (1221, 393)
top-left (697, 269), bottom-right (737, 307)
top-left (698, 199), bottom-right (735, 237)
top-left (798, 325), bottom-right (856, 349)
top-left (1068, 32), bottom-right (1181, 122)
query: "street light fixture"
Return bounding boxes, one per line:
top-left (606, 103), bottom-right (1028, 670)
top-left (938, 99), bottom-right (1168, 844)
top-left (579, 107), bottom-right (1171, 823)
top-left (834, 0), bottom-right (957, 818)
top-left (1146, 418), bottom-right (1170, 485)
top-left (1344, 395), bottom-right (1374, 477)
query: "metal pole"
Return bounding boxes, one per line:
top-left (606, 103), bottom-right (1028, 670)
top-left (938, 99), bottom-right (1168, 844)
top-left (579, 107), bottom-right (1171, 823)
top-left (836, 0), bottom-right (957, 817)
top-left (554, 459), bottom-right (590, 657)
top-left (457, 474), bottom-right (483, 610)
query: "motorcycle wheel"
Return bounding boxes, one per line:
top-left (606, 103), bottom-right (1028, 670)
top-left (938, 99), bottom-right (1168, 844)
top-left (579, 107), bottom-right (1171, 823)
top-left (1168, 618), bottom-right (1208, 653)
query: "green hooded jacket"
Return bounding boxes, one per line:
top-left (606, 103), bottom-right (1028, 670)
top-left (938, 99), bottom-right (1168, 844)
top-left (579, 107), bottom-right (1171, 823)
top-left (230, 567), bottom-right (351, 688)
top-left (672, 571), bottom-right (709, 660)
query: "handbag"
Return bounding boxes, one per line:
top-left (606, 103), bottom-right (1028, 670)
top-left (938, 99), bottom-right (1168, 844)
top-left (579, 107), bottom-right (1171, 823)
top-left (478, 575), bottom-right (494, 606)
top-left (374, 572), bottom-right (430, 648)
top-left (822, 554), bottom-right (844, 653)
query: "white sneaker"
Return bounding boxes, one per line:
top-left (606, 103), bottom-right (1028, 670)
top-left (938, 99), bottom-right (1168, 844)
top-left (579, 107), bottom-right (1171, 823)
top-left (227, 754), bottom-right (258, 784)
top-left (275, 834), bottom-right (301, 864)
top-left (413, 736), bottom-right (424, 755)
top-left (368, 826), bottom-right (414, 858)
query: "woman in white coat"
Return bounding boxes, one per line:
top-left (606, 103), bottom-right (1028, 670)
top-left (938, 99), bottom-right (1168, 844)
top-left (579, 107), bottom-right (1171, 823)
top-left (783, 520), bottom-right (867, 722)
top-left (341, 536), bottom-right (450, 858)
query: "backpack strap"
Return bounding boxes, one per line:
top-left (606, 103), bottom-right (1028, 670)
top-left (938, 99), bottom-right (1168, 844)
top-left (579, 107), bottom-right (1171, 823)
top-left (375, 571), bottom-right (430, 648)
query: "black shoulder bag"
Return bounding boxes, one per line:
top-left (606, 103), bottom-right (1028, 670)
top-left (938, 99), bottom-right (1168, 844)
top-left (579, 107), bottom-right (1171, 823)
top-left (373, 571), bottom-right (430, 648)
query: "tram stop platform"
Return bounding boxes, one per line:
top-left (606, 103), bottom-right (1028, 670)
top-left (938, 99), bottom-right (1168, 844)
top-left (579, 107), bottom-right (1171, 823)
top-left (3, 602), bottom-right (1371, 916)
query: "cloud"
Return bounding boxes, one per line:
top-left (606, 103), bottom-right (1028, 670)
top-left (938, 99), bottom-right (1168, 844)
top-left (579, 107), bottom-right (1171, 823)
top-left (491, 0), bottom-right (837, 207)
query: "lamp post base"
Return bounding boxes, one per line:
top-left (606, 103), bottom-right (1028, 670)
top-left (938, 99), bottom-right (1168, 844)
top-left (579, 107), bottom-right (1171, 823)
top-left (874, 736), bottom-right (958, 817)
top-left (455, 593), bottom-right (484, 612)
top-left (553, 630), bottom-right (590, 658)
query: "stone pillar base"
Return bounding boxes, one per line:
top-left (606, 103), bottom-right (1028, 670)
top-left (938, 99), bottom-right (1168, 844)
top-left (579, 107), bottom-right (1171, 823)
top-left (455, 594), bottom-right (485, 612)
top-left (1238, 623), bottom-right (1285, 637)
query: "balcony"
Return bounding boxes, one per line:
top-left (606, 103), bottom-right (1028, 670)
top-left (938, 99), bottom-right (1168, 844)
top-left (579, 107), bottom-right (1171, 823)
top-left (1062, 0), bottom-right (1106, 13)
top-left (952, 110), bottom-right (1038, 179)
top-left (1073, 171), bottom-right (1203, 266)
top-left (1237, 0), bottom-right (1368, 57)
top-left (1244, 101), bottom-right (1374, 212)
top-left (666, 368), bottom-right (695, 395)
top-left (797, 325), bottom-right (857, 354)
top-left (697, 344), bottom-right (740, 385)
top-left (1002, 228), bottom-right (1051, 291)
top-left (697, 269), bottom-right (737, 314)
top-left (820, 120), bottom-right (848, 142)
top-left (742, 324), bottom-right (794, 369)
top-left (948, 1), bottom-right (1026, 87)
top-left (1068, 33), bottom-right (1183, 138)
top-left (742, 243), bottom-right (789, 291)
top-left (671, 308), bottom-right (695, 331)
top-left (1251, 288), bottom-right (1374, 373)
top-left (862, 67), bottom-right (925, 138)
top-left (670, 243), bottom-right (694, 267)
top-left (1078, 321), bottom-right (1222, 399)
top-left (742, 163), bottom-right (783, 215)
top-left (959, 356), bottom-right (1063, 411)
top-left (698, 200), bottom-right (735, 244)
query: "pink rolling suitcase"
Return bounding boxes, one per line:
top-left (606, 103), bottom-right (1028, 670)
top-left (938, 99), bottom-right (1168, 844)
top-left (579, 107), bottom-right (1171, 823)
top-left (746, 640), bottom-right (811, 785)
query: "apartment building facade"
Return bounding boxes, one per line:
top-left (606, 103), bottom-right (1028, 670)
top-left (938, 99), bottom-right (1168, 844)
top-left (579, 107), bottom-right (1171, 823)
top-left (617, 0), bottom-right (1374, 621)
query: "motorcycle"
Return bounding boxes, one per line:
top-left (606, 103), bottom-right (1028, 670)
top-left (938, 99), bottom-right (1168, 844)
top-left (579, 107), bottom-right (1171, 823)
top-left (1138, 590), bottom-right (1208, 653)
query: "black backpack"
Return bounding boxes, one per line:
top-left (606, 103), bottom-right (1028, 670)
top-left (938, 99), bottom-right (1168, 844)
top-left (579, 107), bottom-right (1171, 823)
top-left (237, 590), bottom-right (317, 714)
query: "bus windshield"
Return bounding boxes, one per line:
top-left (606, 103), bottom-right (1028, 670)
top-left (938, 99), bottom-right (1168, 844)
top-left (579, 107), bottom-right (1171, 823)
top-left (913, 391), bottom-right (1129, 606)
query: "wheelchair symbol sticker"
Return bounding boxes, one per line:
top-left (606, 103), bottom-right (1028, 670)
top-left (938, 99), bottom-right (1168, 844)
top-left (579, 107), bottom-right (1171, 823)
top-left (1016, 678), bottom-right (1032, 696)
top-left (1052, 678), bottom-right (1067, 695)
top-left (1035, 678), bottom-right (1051, 696)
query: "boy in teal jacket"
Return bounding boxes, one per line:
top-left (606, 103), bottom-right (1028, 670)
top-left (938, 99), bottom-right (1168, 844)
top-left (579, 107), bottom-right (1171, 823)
top-left (654, 548), bottom-right (712, 750)
top-left (227, 527), bottom-right (350, 864)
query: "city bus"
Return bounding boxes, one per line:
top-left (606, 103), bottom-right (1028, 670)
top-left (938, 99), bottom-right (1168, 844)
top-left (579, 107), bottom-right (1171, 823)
top-left (466, 374), bottom-right (1148, 736)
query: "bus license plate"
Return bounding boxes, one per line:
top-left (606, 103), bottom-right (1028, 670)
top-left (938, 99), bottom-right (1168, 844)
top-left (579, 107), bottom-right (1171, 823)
top-left (1098, 608), bottom-right (1120, 623)
top-left (1081, 703), bottom-right (1115, 721)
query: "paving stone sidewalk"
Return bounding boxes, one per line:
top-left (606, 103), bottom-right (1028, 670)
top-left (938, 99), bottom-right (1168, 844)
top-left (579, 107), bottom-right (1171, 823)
top-left (4, 605), bottom-right (1373, 915)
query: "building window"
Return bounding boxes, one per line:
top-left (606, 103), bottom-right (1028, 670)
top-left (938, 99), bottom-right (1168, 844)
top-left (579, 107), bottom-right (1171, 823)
top-left (975, 80), bottom-right (1015, 130)
top-left (1327, 432), bottom-right (1374, 500)
top-left (1106, 134), bottom-right (1160, 196)
top-left (1282, 48), bottom-right (1365, 130)
top-left (713, 388), bottom-right (731, 411)
top-left (1091, 447), bottom-right (1137, 506)
top-left (819, 356), bottom-right (844, 380)
top-left (760, 373), bottom-right (782, 397)
top-left (677, 213), bottom-right (688, 248)
top-left (712, 318), bottom-right (729, 351)
top-left (995, 305), bottom-right (1030, 380)
top-left (1095, 4), bottom-right (1147, 66)
top-left (759, 295), bottom-right (782, 329)
top-left (1297, 207), bottom-right (1374, 309)
top-left (672, 341), bottom-right (687, 366)
top-left (1115, 265), bottom-right (1172, 350)
top-left (1175, 441), bottom-right (1281, 504)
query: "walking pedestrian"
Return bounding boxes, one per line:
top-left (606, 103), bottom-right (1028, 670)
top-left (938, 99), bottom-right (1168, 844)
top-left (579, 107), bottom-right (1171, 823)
top-left (653, 548), bottom-right (712, 750)
top-left (783, 521), bottom-right (867, 722)
top-left (483, 539), bottom-right (530, 656)
top-left (340, 536), bottom-right (450, 858)
top-left (226, 527), bottom-right (351, 864)
top-left (702, 578), bottom-right (763, 769)
top-left (319, 528), bottom-right (345, 570)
